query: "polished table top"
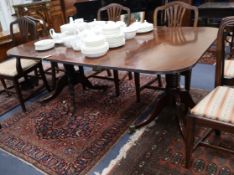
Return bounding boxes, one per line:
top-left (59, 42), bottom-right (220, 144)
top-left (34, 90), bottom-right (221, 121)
top-left (7, 27), bottom-right (218, 74)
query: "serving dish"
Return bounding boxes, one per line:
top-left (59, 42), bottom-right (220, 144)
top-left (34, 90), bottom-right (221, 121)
top-left (34, 39), bottom-right (55, 51)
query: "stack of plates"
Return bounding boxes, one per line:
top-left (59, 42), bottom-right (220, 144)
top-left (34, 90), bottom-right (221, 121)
top-left (81, 35), bottom-right (109, 58)
top-left (34, 39), bottom-right (55, 51)
top-left (122, 26), bottom-right (137, 40)
top-left (130, 20), bottom-right (154, 34)
top-left (102, 23), bottom-right (125, 48)
top-left (137, 20), bottom-right (154, 33)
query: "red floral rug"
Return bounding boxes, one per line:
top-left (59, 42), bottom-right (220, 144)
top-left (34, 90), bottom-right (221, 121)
top-left (108, 89), bottom-right (234, 175)
top-left (198, 46), bottom-right (216, 65)
top-left (0, 79), bottom-right (44, 116)
top-left (0, 63), bottom-right (63, 116)
top-left (0, 76), bottom-right (160, 175)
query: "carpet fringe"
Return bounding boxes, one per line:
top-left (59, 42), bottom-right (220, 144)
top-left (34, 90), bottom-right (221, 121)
top-left (94, 121), bottom-right (156, 175)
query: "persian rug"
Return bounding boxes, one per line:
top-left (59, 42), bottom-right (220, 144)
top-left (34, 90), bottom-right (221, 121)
top-left (0, 63), bottom-right (64, 116)
top-left (105, 89), bottom-right (234, 175)
top-left (0, 78), bottom-right (44, 116)
top-left (0, 75), bottom-right (160, 175)
top-left (198, 46), bottom-right (216, 65)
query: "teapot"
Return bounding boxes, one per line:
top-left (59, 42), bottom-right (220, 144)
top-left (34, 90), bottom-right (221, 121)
top-left (49, 29), bottom-right (68, 43)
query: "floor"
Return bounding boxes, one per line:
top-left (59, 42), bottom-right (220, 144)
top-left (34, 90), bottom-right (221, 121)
top-left (0, 63), bottom-right (215, 175)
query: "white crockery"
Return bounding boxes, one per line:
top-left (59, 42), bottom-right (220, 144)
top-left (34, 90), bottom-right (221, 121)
top-left (49, 29), bottom-right (68, 43)
top-left (122, 26), bottom-right (137, 40)
top-left (81, 42), bottom-right (109, 58)
top-left (63, 35), bottom-right (78, 48)
top-left (129, 20), bottom-right (142, 30)
top-left (83, 34), bottom-right (106, 47)
top-left (72, 40), bottom-right (81, 51)
top-left (34, 39), bottom-right (55, 51)
top-left (102, 22), bottom-right (121, 35)
top-left (108, 38), bottom-right (125, 48)
top-left (137, 20), bottom-right (153, 33)
top-left (60, 23), bottom-right (76, 35)
top-left (116, 21), bottom-right (127, 29)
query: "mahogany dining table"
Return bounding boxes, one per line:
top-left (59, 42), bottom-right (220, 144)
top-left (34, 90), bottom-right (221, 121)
top-left (7, 27), bottom-right (218, 131)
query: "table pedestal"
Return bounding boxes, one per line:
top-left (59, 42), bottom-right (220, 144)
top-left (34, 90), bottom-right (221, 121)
top-left (40, 64), bottom-right (108, 113)
top-left (130, 74), bottom-right (195, 136)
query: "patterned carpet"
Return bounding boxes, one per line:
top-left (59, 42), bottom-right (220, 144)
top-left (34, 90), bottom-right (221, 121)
top-left (0, 76), bottom-right (160, 175)
top-left (198, 46), bottom-right (216, 65)
top-left (108, 89), bottom-right (234, 175)
top-left (0, 78), bottom-right (44, 116)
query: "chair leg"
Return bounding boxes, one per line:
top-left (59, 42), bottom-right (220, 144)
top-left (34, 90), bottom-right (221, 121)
top-left (215, 129), bottom-right (221, 136)
top-left (157, 74), bottom-right (162, 87)
top-left (128, 72), bottom-right (133, 80)
top-left (34, 68), bottom-right (39, 86)
top-left (184, 70), bottom-right (192, 91)
top-left (1, 78), bottom-right (8, 90)
top-left (13, 79), bottom-right (26, 112)
top-left (134, 72), bottom-right (141, 102)
top-left (113, 70), bottom-right (120, 96)
top-left (39, 63), bottom-right (50, 92)
top-left (106, 69), bottom-right (112, 77)
top-left (185, 115), bottom-right (195, 168)
top-left (55, 63), bottom-right (60, 73)
top-left (79, 66), bottom-right (86, 90)
top-left (51, 62), bottom-right (57, 90)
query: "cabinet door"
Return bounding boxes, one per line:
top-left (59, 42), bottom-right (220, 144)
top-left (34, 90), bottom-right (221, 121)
top-left (50, 0), bottom-right (65, 32)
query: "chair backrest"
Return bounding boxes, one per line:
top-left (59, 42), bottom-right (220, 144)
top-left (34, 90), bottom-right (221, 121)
top-left (24, 16), bottom-right (48, 36)
top-left (97, 3), bottom-right (131, 25)
top-left (215, 16), bottom-right (234, 87)
top-left (153, 1), bottom-right (198, 27)
top-left (10, 16), bottom-right (38, 46)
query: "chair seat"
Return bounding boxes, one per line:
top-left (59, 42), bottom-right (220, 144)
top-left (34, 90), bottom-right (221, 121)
top-left (191, 86), bottom-right (234, 124)
top-left (0, 58), bottom-right (38, 76)
top-left (224, 60), bottom-right (234, 78)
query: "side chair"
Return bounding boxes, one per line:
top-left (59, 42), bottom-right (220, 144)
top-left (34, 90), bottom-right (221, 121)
top-left (80, 3), bottom-right (133, 96)
top-left (0, 16), bottom-right (50, 112)
top-left (185, 16), bottom-right (234, 168)
top-left (134, 1), bottom-right (199, 102)
top-left (25, 16), bottom-right (64, 90)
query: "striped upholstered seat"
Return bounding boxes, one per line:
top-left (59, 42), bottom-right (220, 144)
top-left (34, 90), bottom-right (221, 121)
top-left (191, 86), bottom-right (234, 124)
top-left (0, 58), bottom-right (38, 76)
top-left (224, 60), bottom-right (234, 78)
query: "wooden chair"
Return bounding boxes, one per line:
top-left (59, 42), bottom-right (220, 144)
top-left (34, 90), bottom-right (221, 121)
top-left (97, 3), bottom-right (131, 24)
top-left (185, 16), bottom-right (234, 168)
top-left (134, 1), bottom-right (199, 102)
top-left (0, 16), bottom-right (50, 112)
top-left (24, 16), bottom-right (63, 90)
top-left (79, 3), bottom-right (132, 96)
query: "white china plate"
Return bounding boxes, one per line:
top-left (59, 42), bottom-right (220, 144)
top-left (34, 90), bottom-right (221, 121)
top-left (34, 39), bottom-right (55, 51)
top-left (81, 42), bottom-right (109, 54)
top-left (109, 39), bottom-right (125, 48)
top-left (137, 26), bottom-right (154, 34)
top-left (34, 39), bottom-right (55, 47)
top-left (35, 44), bottom-right (55, 51)
top-left (83, 50), bottom-right (108, 58)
